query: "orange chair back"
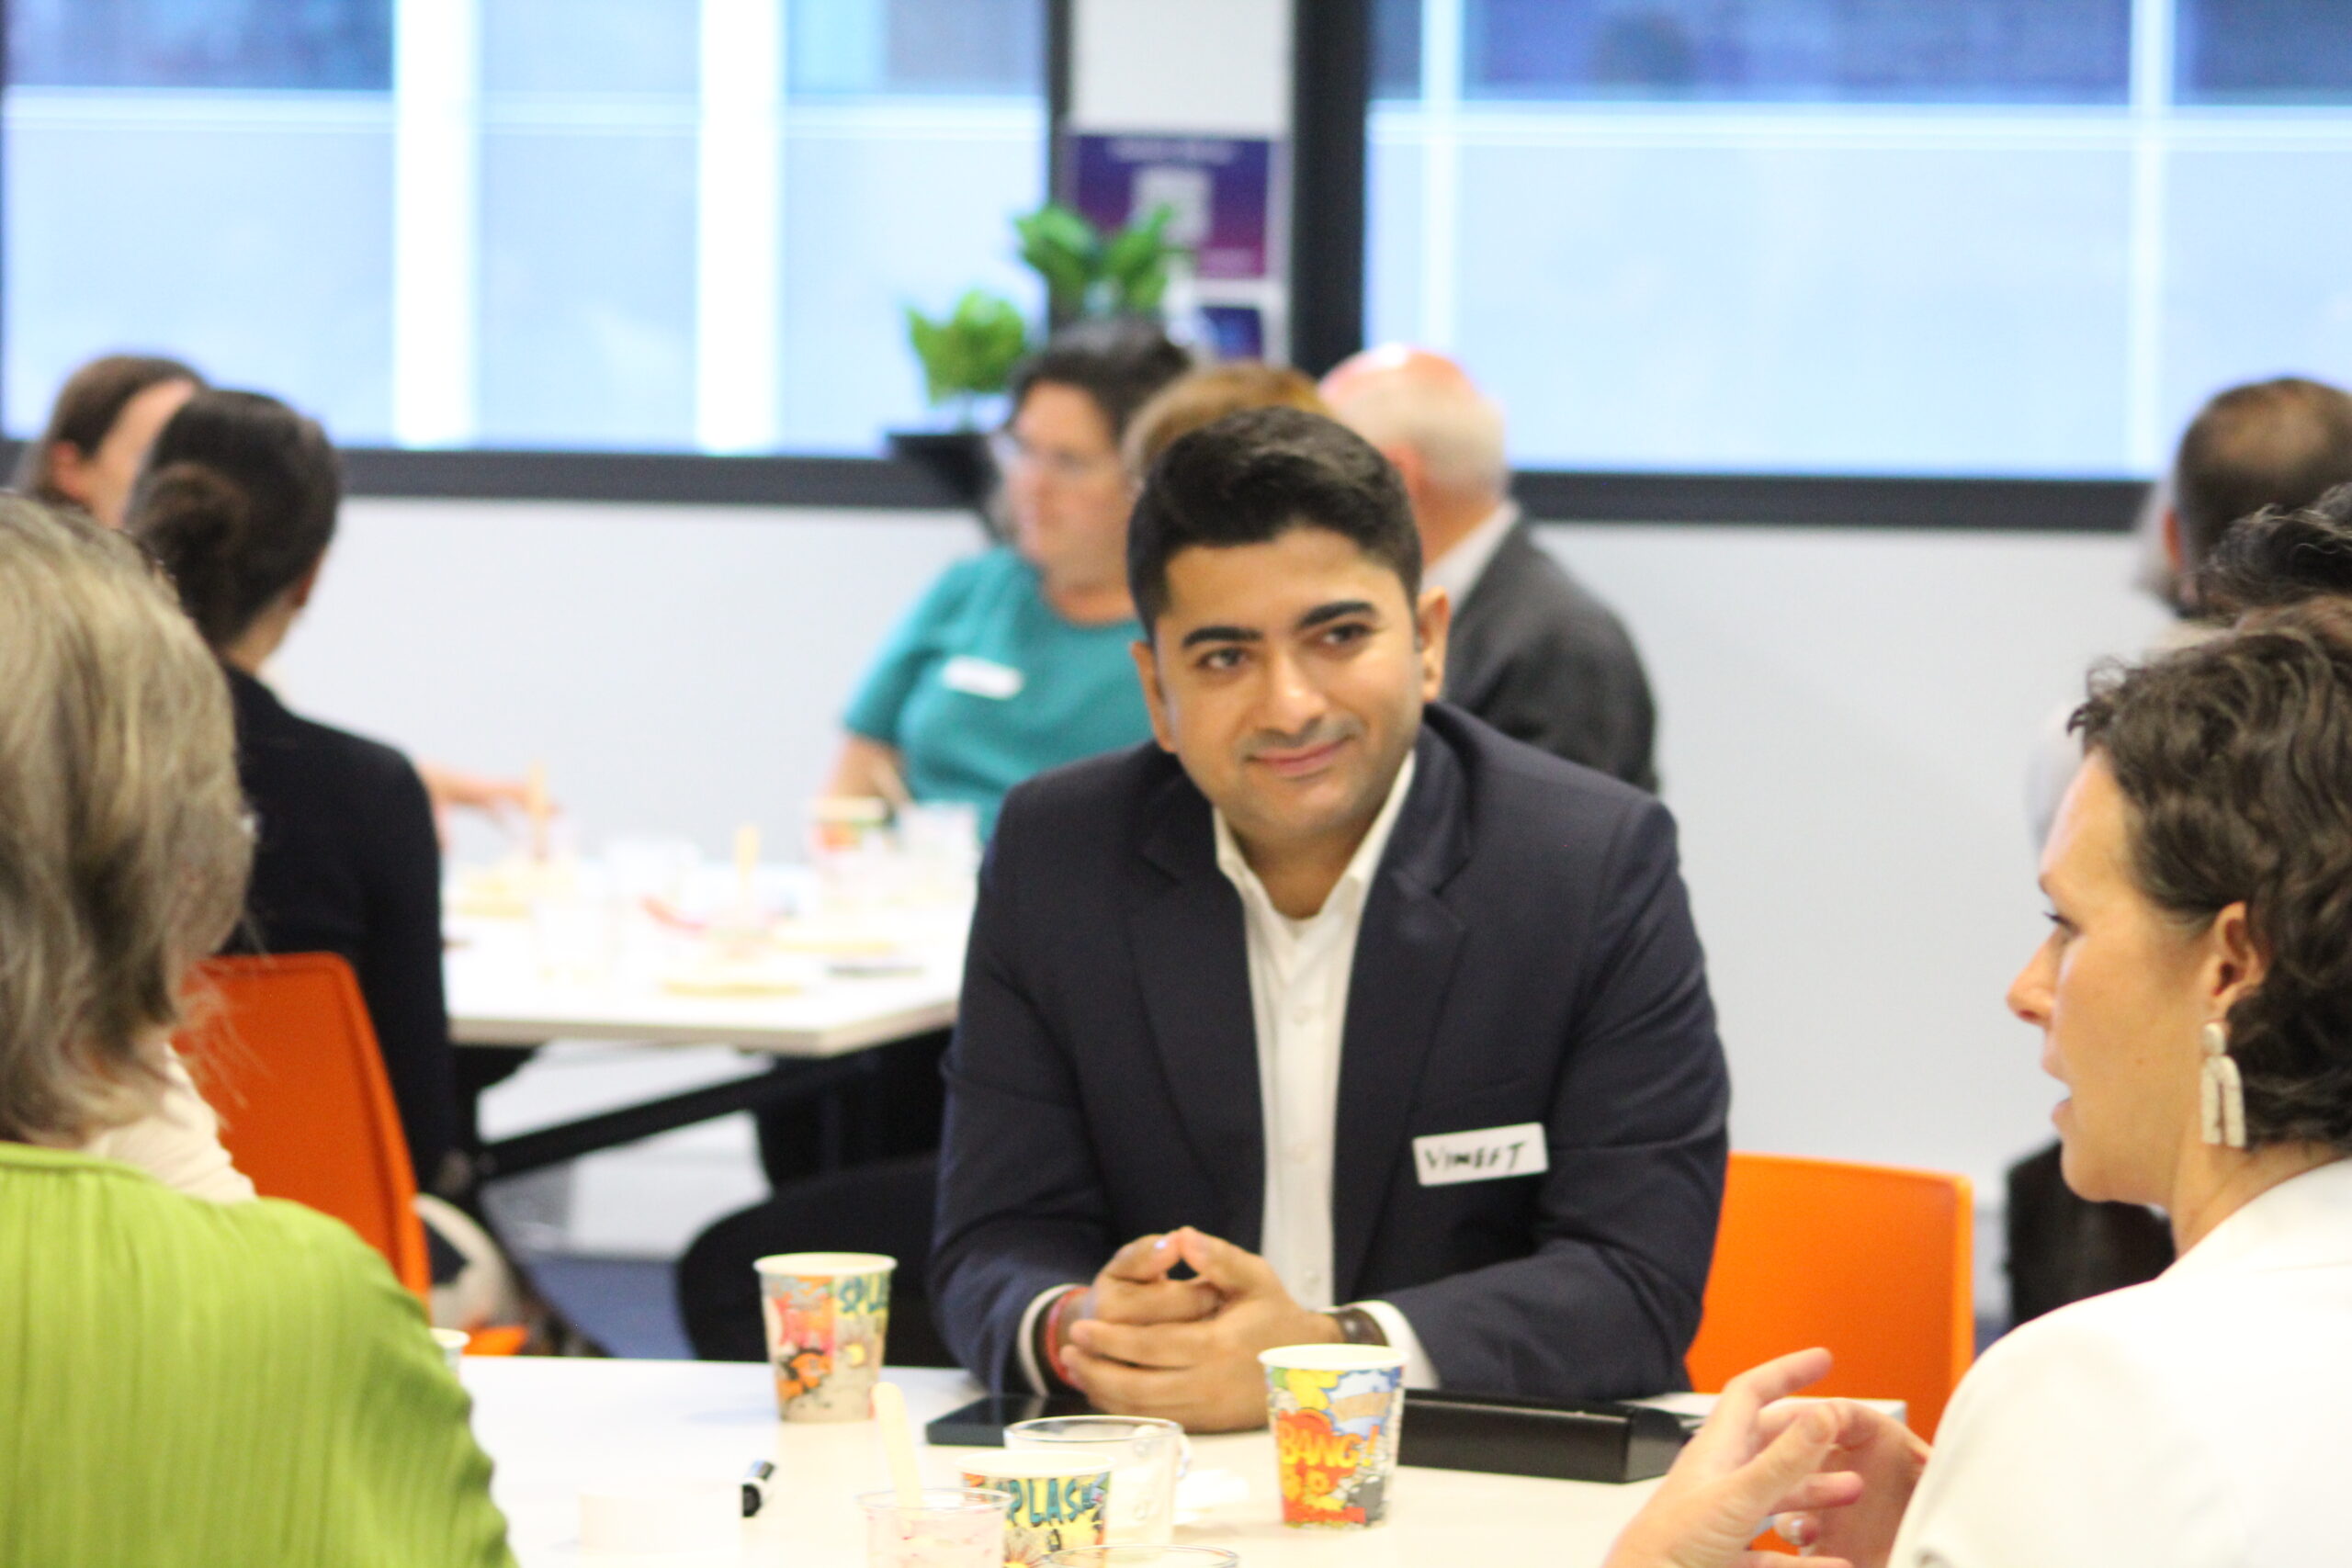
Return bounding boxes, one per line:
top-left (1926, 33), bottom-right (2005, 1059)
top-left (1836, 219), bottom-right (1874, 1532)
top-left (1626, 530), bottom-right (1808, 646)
top-left (180, 953), bottom-right (430, 1298)
top-left (1688, 1151), bottom-right (1974, 1439)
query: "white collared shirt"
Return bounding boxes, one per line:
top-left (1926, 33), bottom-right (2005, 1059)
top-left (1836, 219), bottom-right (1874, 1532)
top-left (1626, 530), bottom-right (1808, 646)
top-left (1210, 753), bottom-right (1437, 1388)
top-left (1014, 755), bottom-right (1439, 1393)
top-left (1421, 500), bottom-right (1520, 612)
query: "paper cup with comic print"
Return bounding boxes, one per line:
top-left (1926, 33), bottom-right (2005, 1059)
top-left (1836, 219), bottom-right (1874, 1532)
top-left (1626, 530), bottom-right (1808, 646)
top-left (1259, 1343), bottom-right (1407, 1529)
top-left (754, 1251), bottom-right (894, 1422)
top-left (957, 1450), bottom-right (1112, 1566)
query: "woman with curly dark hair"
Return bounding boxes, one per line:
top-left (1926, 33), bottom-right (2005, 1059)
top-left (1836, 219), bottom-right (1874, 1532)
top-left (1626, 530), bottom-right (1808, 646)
top-left (1607, 608), bottom-right (2352, 1568)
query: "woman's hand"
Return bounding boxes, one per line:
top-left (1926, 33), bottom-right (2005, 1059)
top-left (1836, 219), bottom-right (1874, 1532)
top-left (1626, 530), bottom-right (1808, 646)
top-left (1757, 1394), bottom-right (1931, 1568)
top-left (1602, 1348), bottom-right (1872, 1568)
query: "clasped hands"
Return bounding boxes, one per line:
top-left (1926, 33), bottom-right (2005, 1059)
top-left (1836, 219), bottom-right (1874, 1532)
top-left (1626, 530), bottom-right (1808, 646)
top-left (1602, 1348), bottom-right (1932, 1568)
top-left (1052, 1225), bottom-right (1342, 1433)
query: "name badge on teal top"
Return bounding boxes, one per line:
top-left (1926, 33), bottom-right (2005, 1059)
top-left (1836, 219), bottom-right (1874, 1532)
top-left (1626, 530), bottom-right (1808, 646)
top-left (941, 655), bottom-right (1025, 700)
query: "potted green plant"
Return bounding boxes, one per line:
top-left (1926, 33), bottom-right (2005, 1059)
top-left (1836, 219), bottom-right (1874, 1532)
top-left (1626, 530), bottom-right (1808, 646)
top-left (891, 202), bottom-right (1183, 515)
top-left (1014, 200), bottom-right (1179, 327)
top-left (891, 288), bottom-right (1030, 508)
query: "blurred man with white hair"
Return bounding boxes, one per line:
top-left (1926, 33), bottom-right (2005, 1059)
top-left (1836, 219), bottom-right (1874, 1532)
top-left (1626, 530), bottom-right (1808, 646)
top-left (1321, 346), bottom-right (1657, 789)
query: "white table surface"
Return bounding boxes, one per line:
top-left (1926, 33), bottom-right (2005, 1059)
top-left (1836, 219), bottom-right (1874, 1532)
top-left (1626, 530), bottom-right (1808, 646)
top-left (463, 1359), bottom-right (1659, 1567)
top-left (444, 898), bottom-right (967, 1056)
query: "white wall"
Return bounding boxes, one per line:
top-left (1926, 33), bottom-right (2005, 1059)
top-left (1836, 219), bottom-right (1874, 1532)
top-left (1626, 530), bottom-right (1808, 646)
top-left (1069, 0), bottom-right (1290, 135)
top-left (1553, 524), bottom-right (2166, 1188)
top-left (277, 498), bottom-right (979, 864)
top-left (276, 498), bottom-right (2169, 1274)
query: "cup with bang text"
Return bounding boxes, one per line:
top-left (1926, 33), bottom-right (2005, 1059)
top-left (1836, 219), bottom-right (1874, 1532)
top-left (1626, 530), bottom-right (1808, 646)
top-left (1259, 1343), bottom-right (1407, 1529)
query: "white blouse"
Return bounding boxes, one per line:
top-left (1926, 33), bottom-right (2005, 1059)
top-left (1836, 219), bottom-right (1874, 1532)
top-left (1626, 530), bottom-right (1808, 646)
top-left (1890, 1156), bottom-right (2352, 1566)
top-left (81, 1049), bottom-right (256, 1203)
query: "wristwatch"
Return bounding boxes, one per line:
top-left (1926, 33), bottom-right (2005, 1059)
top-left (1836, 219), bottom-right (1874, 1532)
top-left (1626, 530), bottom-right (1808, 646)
top-left (1327, 1304), bottom-right (1389, 1347)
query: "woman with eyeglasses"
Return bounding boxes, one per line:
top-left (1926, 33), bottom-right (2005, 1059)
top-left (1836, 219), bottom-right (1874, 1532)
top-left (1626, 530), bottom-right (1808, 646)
top-left (828, 318), bottom-right (1190, 835)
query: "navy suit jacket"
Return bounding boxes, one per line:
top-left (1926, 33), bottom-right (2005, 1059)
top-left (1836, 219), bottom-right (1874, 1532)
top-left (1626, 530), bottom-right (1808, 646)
top-left (931, 704), bottom-right (1728, 1400)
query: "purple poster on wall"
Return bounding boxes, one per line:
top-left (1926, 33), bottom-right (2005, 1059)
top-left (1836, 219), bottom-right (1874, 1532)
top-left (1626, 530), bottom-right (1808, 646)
top-left (1069, 134), bottom-right (1276, 281)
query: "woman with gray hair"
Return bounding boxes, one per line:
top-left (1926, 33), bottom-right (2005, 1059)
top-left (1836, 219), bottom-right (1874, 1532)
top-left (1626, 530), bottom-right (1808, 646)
top-left (1608, 607), bottom-right (2352, 1568)
top-left (0, 501), bottom-right (513, 1564)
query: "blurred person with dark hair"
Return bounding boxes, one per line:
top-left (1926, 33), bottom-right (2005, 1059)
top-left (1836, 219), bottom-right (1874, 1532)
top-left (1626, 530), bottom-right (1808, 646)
top-left (125, 389), bottom-right (461, 1198)
top-left (2028, 376), bottom-right (2352, 844)
top-left (2170, 378), bottom-right (2352, 599)
top-left (19, 351), bottom-right (532, 838)
top-left (1321, 344), bottom-right (1657, 789)
top-left (14, 352), bottom-right (204, 528)
top-left (2194, 482), bottom-right (2352, 618)
top-left (931, 407), bottom-right (1726, 1428)
top-left (829, 319), bottom-right (1193, 832)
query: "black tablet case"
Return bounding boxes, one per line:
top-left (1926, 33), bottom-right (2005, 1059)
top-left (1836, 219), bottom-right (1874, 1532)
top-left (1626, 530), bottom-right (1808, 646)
top-left (1397, 1389), bottom-right (1691, 1483)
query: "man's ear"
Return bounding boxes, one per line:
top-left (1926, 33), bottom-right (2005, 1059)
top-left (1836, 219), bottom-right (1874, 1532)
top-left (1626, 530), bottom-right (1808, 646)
top-left (2161, 506), bottom-right (2184, 576)
top-left (1131, 636), bottom-right (1178, 753)
top-left (1415, 584), bottom-right (1451, 702)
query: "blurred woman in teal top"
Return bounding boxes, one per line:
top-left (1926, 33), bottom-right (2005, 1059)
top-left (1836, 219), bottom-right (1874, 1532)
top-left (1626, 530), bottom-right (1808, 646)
top-left (833, 320), bottom-right (1190, 833)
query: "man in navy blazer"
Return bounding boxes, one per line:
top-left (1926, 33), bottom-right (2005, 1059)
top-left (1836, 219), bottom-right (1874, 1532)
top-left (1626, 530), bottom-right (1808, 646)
top-left (931, 407), bottom-right (1727, 1430)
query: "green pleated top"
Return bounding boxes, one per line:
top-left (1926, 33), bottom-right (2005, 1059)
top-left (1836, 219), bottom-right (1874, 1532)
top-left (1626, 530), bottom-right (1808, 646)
top-left (0, 1142), bottom-right (515, 1567)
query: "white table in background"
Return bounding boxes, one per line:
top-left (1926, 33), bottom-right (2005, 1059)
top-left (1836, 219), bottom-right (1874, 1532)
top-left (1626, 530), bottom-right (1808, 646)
top-left (462, 1359), bottom-right (1658, 1567)
top-left (441, 885), bottom-right (970, 1177)
top-left (443, 903), bottom-right (968, 1055)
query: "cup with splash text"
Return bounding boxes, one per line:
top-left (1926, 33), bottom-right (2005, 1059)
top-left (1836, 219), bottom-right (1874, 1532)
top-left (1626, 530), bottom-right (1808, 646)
top-left (957, 1449), bottom-right (1113, 1565)
top-left (1259, 1343), bottom-right (1407, 1529)
top-left (754, 1251), bottom-right (895, 1421)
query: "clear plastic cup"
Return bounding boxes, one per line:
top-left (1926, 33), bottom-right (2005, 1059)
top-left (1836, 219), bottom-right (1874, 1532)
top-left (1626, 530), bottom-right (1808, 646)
top-left (861, 1487), bottom-right (1009, 1568)
top-left (957, 1449), bottom-right (1114, 1564)
top-left (1006, 1415), bottom-right (1184, 1547)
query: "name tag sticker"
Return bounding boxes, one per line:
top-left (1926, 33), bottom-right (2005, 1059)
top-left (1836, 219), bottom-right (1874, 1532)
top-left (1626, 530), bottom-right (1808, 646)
top-left (940, 656), bottom-right (1025, 700)
top-left (1413, 1122), bottom-right (1549, 1187)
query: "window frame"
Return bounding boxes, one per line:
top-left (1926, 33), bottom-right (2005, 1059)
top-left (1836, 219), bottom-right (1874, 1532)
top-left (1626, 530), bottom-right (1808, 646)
top-left (0, 0), bottom-right (2145, 530)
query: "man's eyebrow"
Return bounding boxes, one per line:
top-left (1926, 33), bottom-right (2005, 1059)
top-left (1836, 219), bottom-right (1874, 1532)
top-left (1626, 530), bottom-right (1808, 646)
top-left (1180, 624), bottom-right (1263, 649)
top-left (1298, 600), bottom-right (1380, 631)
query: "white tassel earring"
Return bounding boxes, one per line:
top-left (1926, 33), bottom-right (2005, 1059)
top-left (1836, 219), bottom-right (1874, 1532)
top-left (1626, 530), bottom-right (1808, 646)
top-left (2200, 1021), bottom-right (2246, 1149)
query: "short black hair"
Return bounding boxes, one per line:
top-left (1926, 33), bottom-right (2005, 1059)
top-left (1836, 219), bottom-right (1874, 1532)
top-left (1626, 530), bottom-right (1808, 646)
top-left (1126, 405), bottom-right (1420, 627)
top-left (2174, 377), bottom-right (2352, 571)
top-left (1006, 317), bottom-right (1192, 443)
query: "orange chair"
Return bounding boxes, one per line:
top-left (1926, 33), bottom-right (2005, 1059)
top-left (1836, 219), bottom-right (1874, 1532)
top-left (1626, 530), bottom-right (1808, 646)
top-left (1687, 1151), bottom-right (1975, 1441)
top-left (179, 953), bottom-right (432, 1299)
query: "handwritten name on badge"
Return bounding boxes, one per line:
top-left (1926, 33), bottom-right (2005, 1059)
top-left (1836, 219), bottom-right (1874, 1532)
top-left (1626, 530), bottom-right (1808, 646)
top-left (940, 656), bottom-right (1025, 700)
top-left (1413, 1122), bottom-right (1549, 1187)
